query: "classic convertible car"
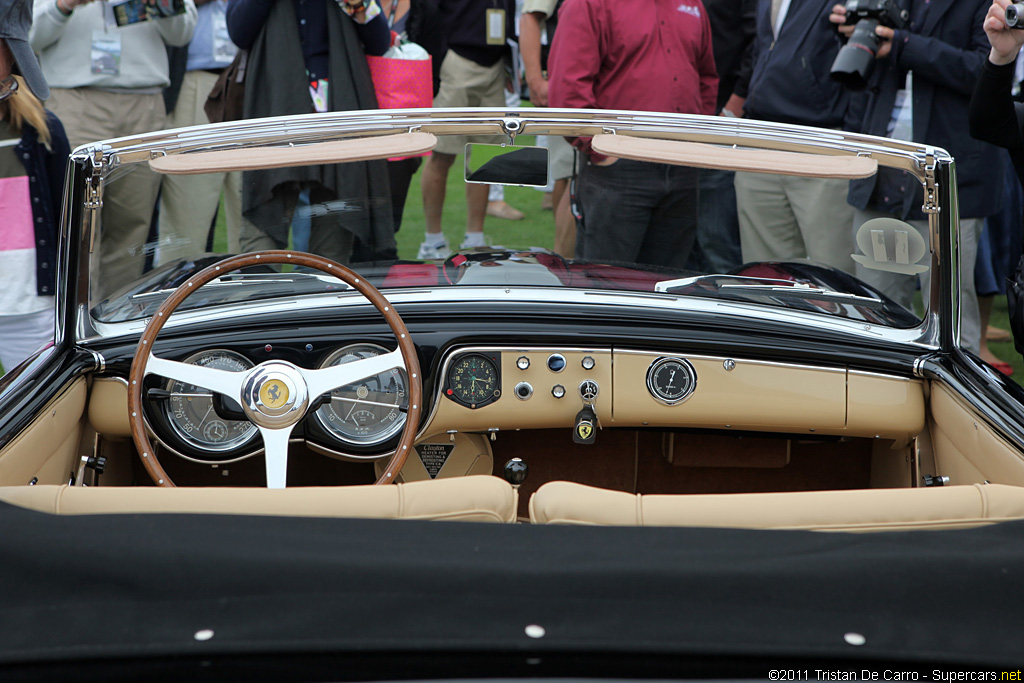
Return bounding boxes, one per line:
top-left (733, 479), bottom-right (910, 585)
top-left (1, 109), bottom-right (1023, 677)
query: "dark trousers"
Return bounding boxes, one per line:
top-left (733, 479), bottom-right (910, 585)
top-left (575, 158), bottom-right (699, 270)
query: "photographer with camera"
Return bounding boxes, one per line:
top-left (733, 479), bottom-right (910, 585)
top-left (969, 0), bottom-right (1024, 357)
top-left (829, 0), bottom-right (1000, 357)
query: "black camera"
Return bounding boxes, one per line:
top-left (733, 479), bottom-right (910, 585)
top-left (1006, 2), bottom-right (1024, 29)
top-left (830, 0), bottom-right (910, 91)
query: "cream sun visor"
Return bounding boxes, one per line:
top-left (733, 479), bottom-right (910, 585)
top-left (149, 132), bottom-right (437, 175)
top-left (590, 134), bottom-right (878, 179)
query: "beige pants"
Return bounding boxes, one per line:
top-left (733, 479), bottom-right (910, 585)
top-left (48, 87), bottom-right (165, 298)
top-left (158, 70), bottom-right (242, 265)
top-left (432, 51), bottom-right (507, 155)
top-left (734, 171), bottom-right (855, 274)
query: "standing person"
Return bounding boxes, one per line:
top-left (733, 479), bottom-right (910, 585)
top-left (520, 0), bottom-right (576, 257)
top-left (157, 0), bottom-right (242, 266)
top-left (687, 0), bottom-right (755, 274)
top-left (351, 0), bottom-right (446, 262)
top-left (831, 0), bottom-right (1000, 356)
top-left (226, 0), bottom-right (394, 265)
top-left (29, 0), bottom-right (196, 298)
top-left (547, 0), bottom-right (718, 269)
top-left (734, 0), bottom-right (860, 274)
top-left (0, 0), bottom-right (67, 374)
top-left (970, 0), bottom-right (1024, 355)
top-left (416, 0), bottom-right (516, 260)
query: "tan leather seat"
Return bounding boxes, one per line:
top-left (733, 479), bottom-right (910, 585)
top-left (528, 481), bottom-right (1024, 532)
top-left (0, 475), bottom-right (517, 523)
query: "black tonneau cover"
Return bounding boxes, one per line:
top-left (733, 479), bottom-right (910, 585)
top-left (0, 502), bottom-right (1021, 672)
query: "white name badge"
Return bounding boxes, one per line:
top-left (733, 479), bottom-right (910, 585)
top-left (486, 8), bottom-right (506, 45)
top-left (91, 29), bottom-right (122, 76)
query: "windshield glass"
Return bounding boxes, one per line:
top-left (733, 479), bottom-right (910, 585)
top-left (88, 128), bottom-right (926, 330)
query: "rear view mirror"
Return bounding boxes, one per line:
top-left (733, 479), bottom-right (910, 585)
top-left (464, 143), bottom-right (550, 187)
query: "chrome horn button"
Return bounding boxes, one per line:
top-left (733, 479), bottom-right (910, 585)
top-left (241, 361), bottom-right (309, 429)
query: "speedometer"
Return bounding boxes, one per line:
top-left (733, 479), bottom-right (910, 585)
top-left (164, 349), bottom-right (259, 453)
top-left (313, 343), bottom-right (408, 445)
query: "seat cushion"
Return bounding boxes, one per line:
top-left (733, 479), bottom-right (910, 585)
top-left (528, 481), bottom-right (1024, 532)
top-left (0, 475), bottom-right (518, 523)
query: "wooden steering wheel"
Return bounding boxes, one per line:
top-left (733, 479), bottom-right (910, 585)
top-left (126, 251), bottom-right (422, 488)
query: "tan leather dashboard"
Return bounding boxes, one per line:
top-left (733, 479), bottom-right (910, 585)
top-left (423, 347), bottom-right (925, 441)
top-left (90, 347), bottom-right (925, 443)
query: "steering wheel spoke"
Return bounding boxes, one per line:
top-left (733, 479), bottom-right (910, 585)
top-left (146, 353), bottom-right (246, 400)
top-left (304, 348), bottom-right (405, 398)
top-left (258, 425), bottom-right (295, 489)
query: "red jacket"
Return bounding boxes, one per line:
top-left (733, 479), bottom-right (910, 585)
top-left (548, 0), bottom-right (718, 157)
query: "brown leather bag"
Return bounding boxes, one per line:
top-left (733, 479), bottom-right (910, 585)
top-left (204, 50), bottom-right (248, 124)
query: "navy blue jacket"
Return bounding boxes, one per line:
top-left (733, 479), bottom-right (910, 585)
top-left (14, 113), bottom-right (69, 297)
top-left (743, 0), bottom-right (858, 129)
top-left (847, 0), bottom-right (1002, 220)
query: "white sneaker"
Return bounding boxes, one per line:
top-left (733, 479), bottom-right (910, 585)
top-left (459, 237), bottom-right (490, 250)
top-left (417, 240), bottom-right (451, 260)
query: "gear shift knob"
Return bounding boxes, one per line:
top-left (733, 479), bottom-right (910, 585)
top-left (503, 457), bottom-right (528, 487)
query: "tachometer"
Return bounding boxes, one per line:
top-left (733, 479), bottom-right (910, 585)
top-left (164, 350), bottom-right (259, 452)
top-left (313, 343), bottom-right (407, 445)
top-left (446, 353), bottom-right (501, 408)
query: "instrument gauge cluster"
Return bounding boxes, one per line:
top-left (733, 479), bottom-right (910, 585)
top-left (311, 343), bottom-right (408, 447)
top-left (145, 342), bottom-right (409, 462)
top-left (147, 349), bottom-right (260, 462)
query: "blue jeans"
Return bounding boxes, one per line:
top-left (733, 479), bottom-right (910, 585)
top-left (687, 168), bottom-right (742, 273)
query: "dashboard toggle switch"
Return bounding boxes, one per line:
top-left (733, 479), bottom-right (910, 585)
top-left (573, 405), bottom-right (598, 445)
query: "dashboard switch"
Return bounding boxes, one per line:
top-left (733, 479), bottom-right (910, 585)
top-left (551, 384), bottom-right (566, 399)
top-left (515, 382), bottom-right (534, 400)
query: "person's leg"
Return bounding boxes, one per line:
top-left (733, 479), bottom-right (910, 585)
top-left (308, 185), bottom-right (354, 265)
top-left (691, 168), bottom-right (742, 273)
top-left (575, 159), bottom-right (655, 264)
top-left (240, 185), bottom-right (297, 253)
top-left (637, 164), bottom-right (699, 270)
top-left (223, 170), bottom-right (243, 253)
top-left (157, 71), bottom-right (228, 265)
top-left (553, 187), bottom-right (575, 258)
top-left (787, 176), bottom-right (856, 274)
top-left (419, 151), bottom-right (455, 255)
top-left (734, 171), bottom-right (802, 264)
top-left (97, 91), bottom-right (166, 296)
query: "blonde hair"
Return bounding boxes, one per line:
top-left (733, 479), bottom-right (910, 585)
top-left (0, 76), bottom-right (52, 149)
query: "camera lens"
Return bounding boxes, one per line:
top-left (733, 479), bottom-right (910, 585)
top-left (1008, 3), bottom-right (1024, 28)
top-left (830, 18), bottom-right (881, 91)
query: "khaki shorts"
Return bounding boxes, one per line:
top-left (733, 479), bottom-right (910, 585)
top-left (433, 51), bottom-right (508, 155)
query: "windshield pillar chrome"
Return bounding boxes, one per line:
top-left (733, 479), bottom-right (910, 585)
top-left (84, 147), bottom-right (108, 260)
top-left (921, 148), bottom-right (940, 215)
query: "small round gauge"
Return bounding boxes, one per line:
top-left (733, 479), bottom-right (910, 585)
top-left (447, 353), bottom-right (500, 407)
top-left (313, 343), bottom-right (408, 445)
top-left (646, 357), bottom-right (697, 405)
top-left (165, 350), bottom-right (259, 452)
